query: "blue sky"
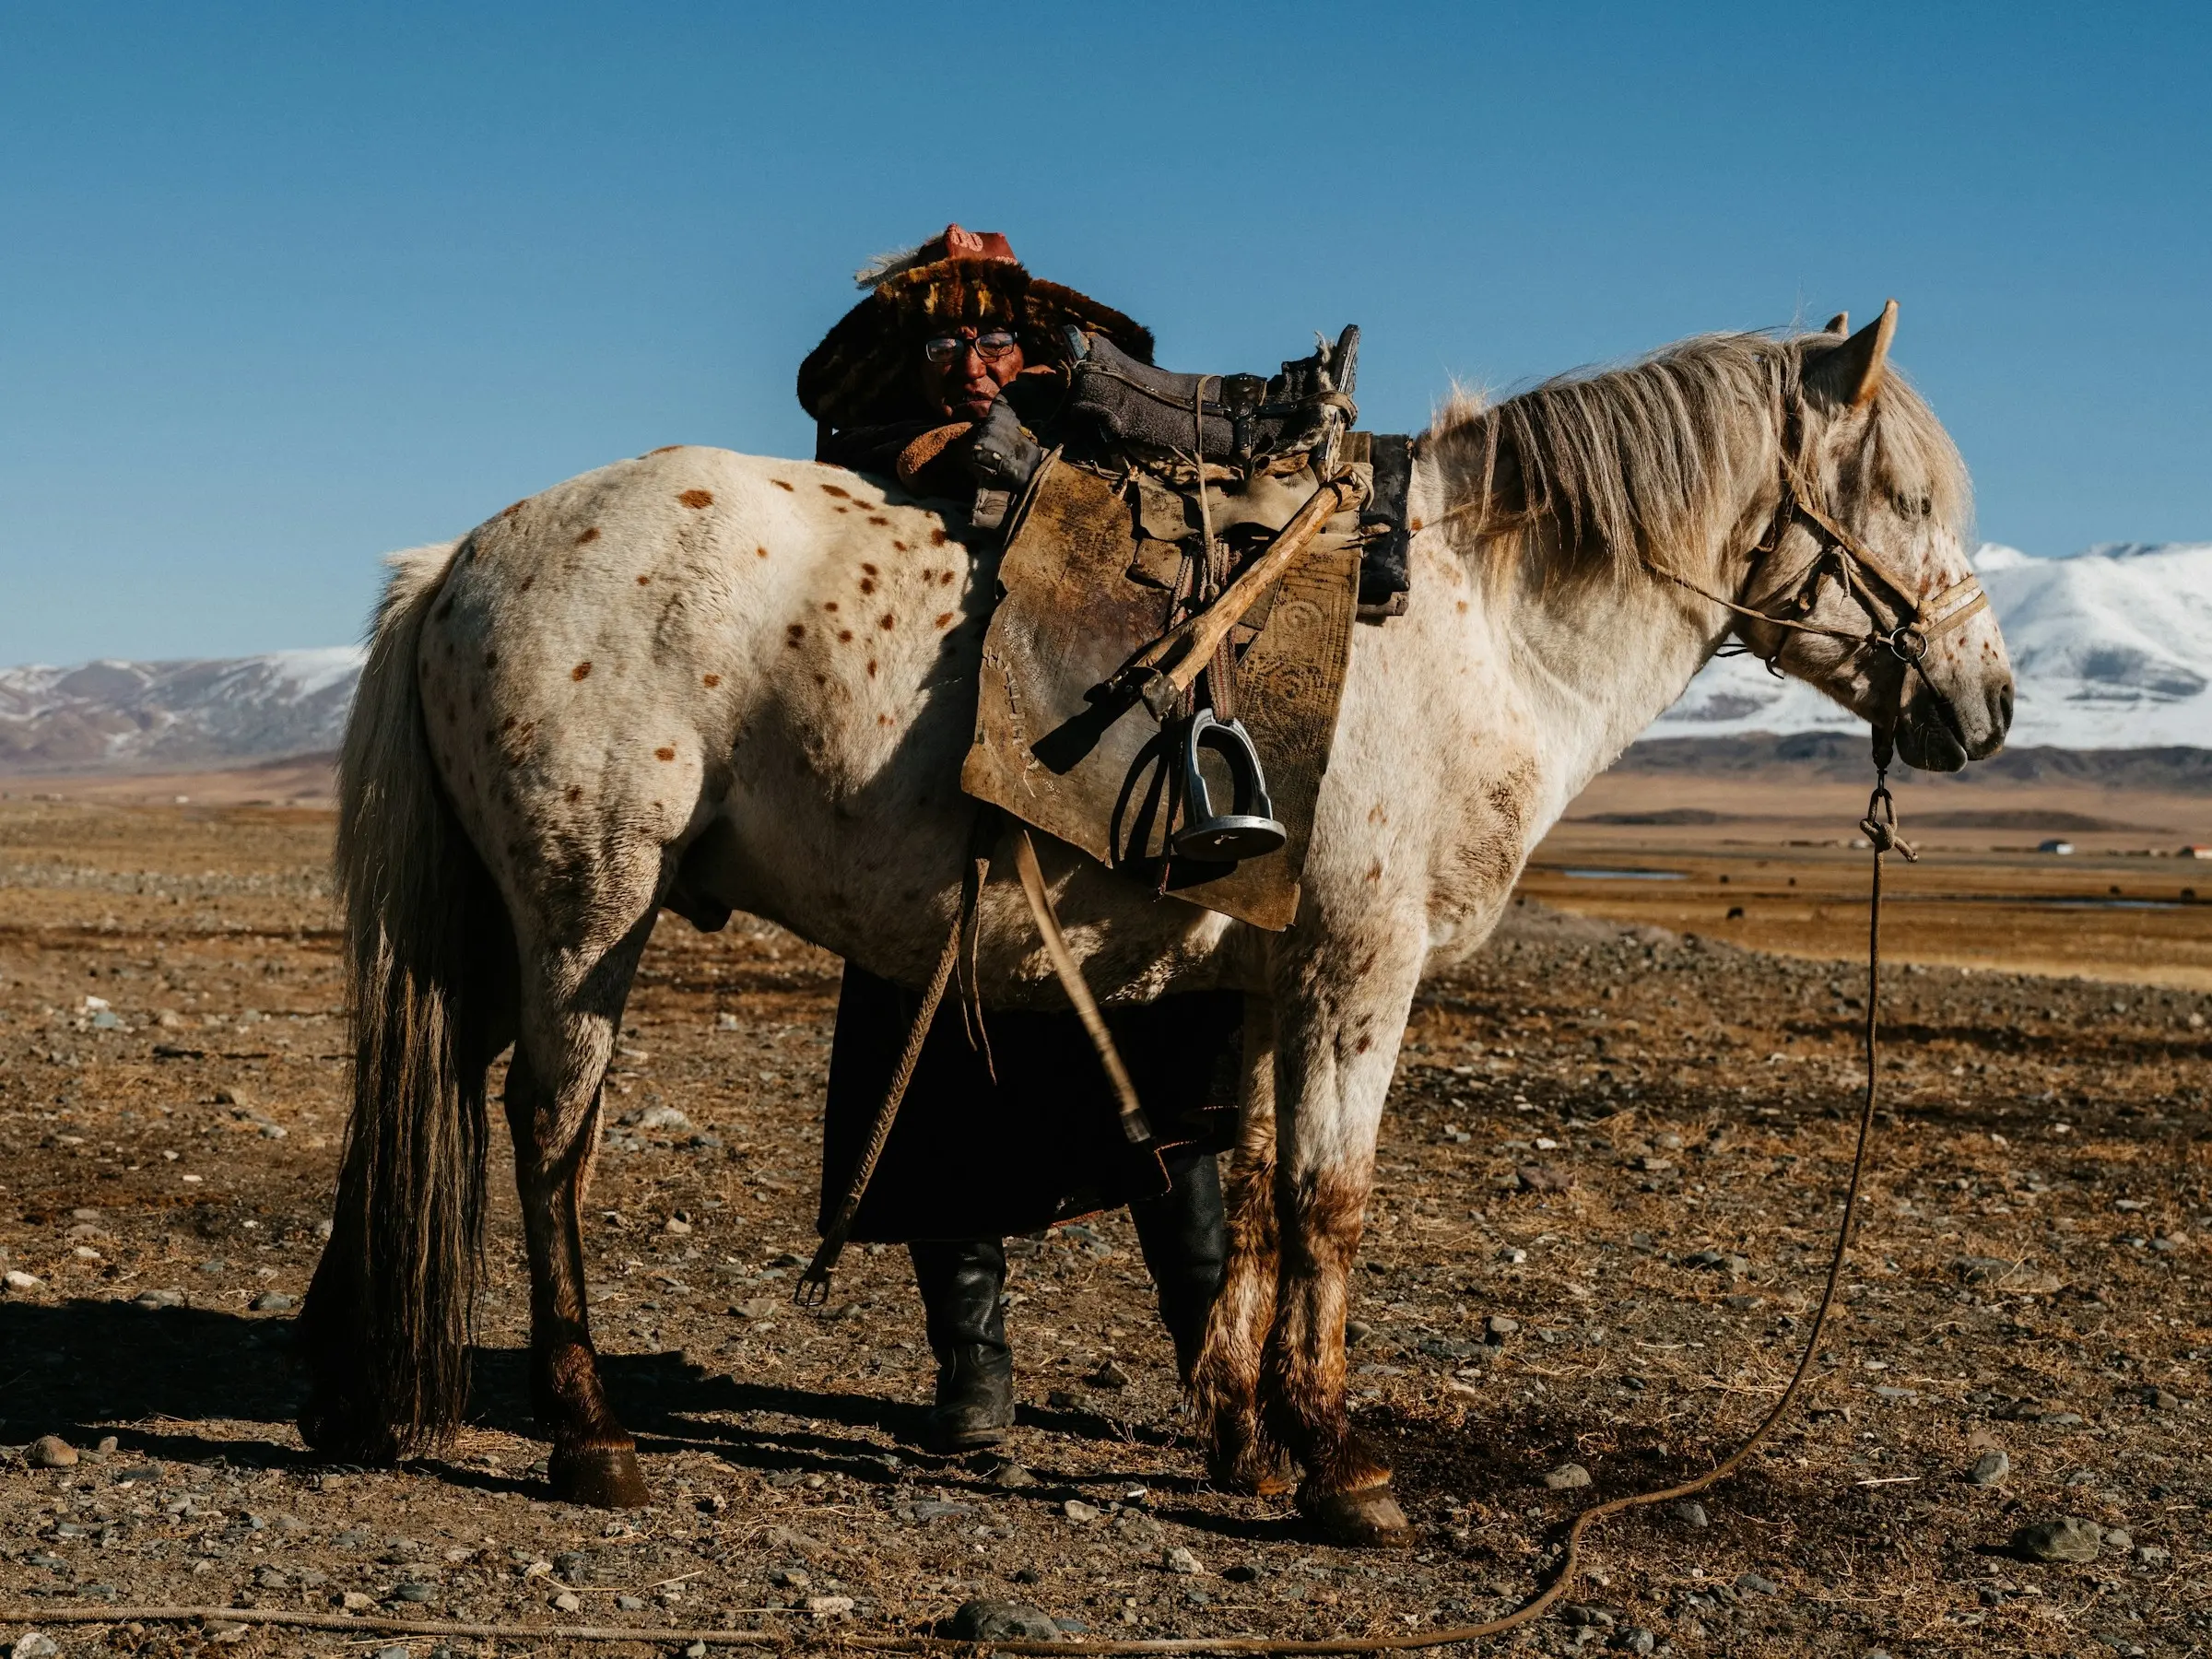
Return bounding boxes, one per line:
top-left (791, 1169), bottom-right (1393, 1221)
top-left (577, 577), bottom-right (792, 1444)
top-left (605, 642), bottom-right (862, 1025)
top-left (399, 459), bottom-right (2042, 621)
top-left (2, 1), bottom-right (2206, 665)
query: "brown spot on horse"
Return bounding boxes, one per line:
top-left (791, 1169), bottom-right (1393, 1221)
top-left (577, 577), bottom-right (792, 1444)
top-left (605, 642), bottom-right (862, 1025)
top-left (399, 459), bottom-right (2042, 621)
top-left (646, 445), bottom-right (682, 456)
top-left (654, 747), bottom-right (676, 762)
top-left (575, 527), bottom-right (601, 545)
top-left (858, 578), bottom-right (876, 594)
top-left (702, 673), bottom-right (721, 687)
top-left (837, 629), bottom-right (853, 643)
top-left (755, 546), bottom-right (769, 559)
top-left (565, 785), bottom-right (583, 804)
top-left (821, 483), bottom-right (851, 499)
top-left (865, 659), bottom-right (878, 677)
top-left (771, 478), bottom-right (794, 492)
top-left (635, 574), bottom-right (651, 585)
top-left (868, 515), bottom-right (889, 526)
top-left (572, 662), bottom-right (593, 681)
top-left (677, 488), bottom-right (713, 510)
top-left (879, 614), bottom-right (896, 630)
top-left (785, 625), bottom-right (806, 646)
top-left (935, 611), bottom-right (955, 629)
top-left (930, 529), bottom-right (949, 547)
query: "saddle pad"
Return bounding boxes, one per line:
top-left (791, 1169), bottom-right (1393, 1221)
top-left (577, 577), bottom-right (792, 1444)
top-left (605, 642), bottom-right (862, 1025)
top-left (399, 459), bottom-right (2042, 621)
top-left (960, 454), bottom-right (1360, 931)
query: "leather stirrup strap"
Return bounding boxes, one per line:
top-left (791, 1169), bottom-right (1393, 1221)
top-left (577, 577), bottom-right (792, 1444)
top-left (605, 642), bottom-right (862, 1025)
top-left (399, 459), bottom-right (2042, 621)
top-left (796, 815), bottom-right (994, 1306)
top-left (1011, 824), bottom-right (1153, 1147)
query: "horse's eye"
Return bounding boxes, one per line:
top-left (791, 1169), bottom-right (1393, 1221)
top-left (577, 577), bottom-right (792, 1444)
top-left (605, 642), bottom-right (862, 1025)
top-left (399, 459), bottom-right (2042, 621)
top-left (1893, 491), bottom-right (1933, 519)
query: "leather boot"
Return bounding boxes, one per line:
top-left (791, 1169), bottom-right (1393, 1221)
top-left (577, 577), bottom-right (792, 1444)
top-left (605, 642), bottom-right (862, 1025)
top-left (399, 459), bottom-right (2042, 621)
top-left (1129, 1147), bottom-right (1228, 1383)
top-left (909, 1238), bottom-right (1015, 1452)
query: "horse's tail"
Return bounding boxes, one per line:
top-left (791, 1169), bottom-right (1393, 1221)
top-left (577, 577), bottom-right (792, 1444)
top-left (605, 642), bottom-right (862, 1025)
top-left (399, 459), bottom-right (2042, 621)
top-left (300, 538), bottom-right (512, 1461)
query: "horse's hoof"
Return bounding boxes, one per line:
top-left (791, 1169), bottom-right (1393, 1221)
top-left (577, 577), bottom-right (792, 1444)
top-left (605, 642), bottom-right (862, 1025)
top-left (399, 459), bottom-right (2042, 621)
top-left (1207, 1448), bottom-right (1295, 1498)
top-left (1299, 1479), bottom-right (1417, 1547)
top-left (548, 1445), bottom-right (650, 1508)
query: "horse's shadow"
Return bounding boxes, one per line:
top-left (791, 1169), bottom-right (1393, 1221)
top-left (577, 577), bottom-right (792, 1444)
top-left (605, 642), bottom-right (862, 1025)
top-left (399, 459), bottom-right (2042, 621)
top-left (0, 1298), bottom-right (1238, 1513)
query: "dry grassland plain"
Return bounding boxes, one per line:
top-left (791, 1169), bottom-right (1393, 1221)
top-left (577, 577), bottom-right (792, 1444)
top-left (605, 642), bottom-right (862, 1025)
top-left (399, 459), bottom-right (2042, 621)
top-left (0, 768), bottom-right (2206, 1658)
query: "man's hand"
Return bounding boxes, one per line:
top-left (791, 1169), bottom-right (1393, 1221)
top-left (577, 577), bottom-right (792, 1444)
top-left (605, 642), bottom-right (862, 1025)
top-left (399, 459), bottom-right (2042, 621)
top-left (965, 394), bottom-right (1041, 495)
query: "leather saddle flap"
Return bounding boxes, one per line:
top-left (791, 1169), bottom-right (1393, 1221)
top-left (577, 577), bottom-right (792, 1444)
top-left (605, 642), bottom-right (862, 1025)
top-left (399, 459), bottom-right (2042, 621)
top-left (960, 454), bottom-right (1361, 931)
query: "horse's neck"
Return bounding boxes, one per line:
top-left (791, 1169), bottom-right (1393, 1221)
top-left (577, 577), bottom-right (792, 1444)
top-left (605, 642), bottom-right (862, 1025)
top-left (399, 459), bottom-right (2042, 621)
top-left (1422, 464), bottom-right (1767, 838)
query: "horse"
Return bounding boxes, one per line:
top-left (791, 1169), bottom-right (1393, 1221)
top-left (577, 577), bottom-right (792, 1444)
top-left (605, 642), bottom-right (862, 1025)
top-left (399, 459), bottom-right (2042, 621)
top-left (299, 301), bottom-right (2012, 1545)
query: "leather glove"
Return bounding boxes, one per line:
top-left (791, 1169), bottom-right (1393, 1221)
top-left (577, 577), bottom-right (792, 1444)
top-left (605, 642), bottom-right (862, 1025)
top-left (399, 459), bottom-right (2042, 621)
top-left (965, 394), bottom-right (1042, 495)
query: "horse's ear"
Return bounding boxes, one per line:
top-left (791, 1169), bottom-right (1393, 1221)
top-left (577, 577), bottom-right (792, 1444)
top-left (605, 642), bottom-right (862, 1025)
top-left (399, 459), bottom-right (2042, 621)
top-left (1809, 299), bottom-right (1897, 407)
top-left (1823, 311), bottom-right (1849, 335)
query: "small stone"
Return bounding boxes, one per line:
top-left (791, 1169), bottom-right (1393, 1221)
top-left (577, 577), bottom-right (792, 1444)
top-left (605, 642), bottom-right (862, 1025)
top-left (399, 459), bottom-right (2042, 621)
top-left (250, 1291), bottom-right (297, 1312)
top-left (1515, 1163), bottom-right (1573, 1193)
top-left (1952, 1254), bottom-right (2014, 1285)
top-left (1967, 1449), bottom-right (2010, 1486)
top-left (1486, 1314), bottom-right (1521, 1339)
top-left (11, 1634), bottom-right (59, 1659)
top-left (1163, 1547), bottom-right (1206, 1575)
top-left (2136, 1544), bottom-right (2171, 1566)
top-left (1062, 1498), bottom-right (1101, 1522)
top-left (2011, 1515), bottom-right (2101, 1563)
top-left (1543, 1463), bottom-right (1592, 1490)
top-left (616, 1594), bottom-right (645, 1610)
top-left (2100, 1527), bottom-right (2133, 1550)
top-left (1088, 1359), bottom-right (1131, 1389)
top-left (664, 1216), bottom-right (693, 1236)
top-left (215, 1085), bottom-right (252, 1107)
top-left (3, 1269), bottom-right (42, 1292)
top-left (135, 1288), bottom-right (185, 1309)
top-left (1734, 1571), bottom-right (1778, 1595)
top-left (771, 1569), bottom-right (810, 1589)
top-left (1617, 1630), bottom-right (1656, 1655)
top-left (637, 1104), bottom-right (690, 1132)
top-left (988, 1460), bottom-right (1036, 1489)
top-left (2139, 1386), bottom-right (2181, 1410)
top-left (341, 1591), bottom-right (374, 1610)
top-left (802, 1595), bottom-right (854, 1619)
top-left (1669, 1500), bottom-right (1708, 1528)
top-left (95, 1436), bottom-right (118, 1454)
top-left (372, 1647), bottom-right (407, 1659)
top-left (27, 1435), bottom-right (77, 1468)
top-left (688, 1645), bottom-right (710, 1659)
top-left (394, 1583), bottom-right (435, 1604)
top-left (948, 1600), bottom-right (1058, 1641)
top-left (552, 1592), bottom-right (582, 1612)
top-left (1221, 1563), bottom-right (1262, 1583)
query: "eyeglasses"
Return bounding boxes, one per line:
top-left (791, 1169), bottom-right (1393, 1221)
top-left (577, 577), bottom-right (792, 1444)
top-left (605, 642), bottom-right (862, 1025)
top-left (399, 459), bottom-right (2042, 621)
top-left (923, 330), bottom-right (1019, 366)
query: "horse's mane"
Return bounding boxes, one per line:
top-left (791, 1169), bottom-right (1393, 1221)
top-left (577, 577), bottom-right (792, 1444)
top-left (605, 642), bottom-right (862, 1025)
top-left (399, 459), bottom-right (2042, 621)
top-left (1422, 330), bottom-right (1971, 583)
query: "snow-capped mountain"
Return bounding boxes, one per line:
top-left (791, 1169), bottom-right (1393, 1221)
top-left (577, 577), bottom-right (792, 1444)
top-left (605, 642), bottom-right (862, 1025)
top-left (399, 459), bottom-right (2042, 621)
top-left (1, 539), bottom-right (2206, 774)
top-left (0, 648), bottom-right (363, 774)
top-left (1655, 541), bottom-right (2212, 749)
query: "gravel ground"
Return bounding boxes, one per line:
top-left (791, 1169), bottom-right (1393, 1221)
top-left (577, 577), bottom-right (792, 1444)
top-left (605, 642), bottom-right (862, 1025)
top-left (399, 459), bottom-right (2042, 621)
top-left (0, 797), bottom-right (2208, 1658)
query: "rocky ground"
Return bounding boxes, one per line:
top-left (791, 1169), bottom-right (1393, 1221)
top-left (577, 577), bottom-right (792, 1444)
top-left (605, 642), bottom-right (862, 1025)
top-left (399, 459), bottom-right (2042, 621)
top-left (0, 796), bottom-right (2208, 1658)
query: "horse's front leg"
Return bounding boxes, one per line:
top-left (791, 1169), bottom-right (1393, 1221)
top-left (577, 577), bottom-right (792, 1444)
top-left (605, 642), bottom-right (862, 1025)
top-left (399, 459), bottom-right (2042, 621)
top-left (1192, 994), bottom-right (1292, 1495)
top-left (1260, 928), bottom-right (1424, 1546)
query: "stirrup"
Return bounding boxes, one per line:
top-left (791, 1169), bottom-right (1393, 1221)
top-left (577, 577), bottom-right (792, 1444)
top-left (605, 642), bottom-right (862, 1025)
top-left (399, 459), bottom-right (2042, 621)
top-left (1173, 709), bottom-right (1287, 862)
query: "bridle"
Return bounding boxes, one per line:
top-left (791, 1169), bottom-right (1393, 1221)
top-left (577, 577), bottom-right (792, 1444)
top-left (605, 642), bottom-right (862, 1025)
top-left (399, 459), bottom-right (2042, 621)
top-left (1654, 414), bottom-right (1989, 689)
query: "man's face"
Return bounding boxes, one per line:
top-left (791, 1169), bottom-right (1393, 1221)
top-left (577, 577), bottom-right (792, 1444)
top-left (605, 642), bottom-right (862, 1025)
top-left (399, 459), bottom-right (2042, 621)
top-left (917, 326), bottom-right (1026, 422)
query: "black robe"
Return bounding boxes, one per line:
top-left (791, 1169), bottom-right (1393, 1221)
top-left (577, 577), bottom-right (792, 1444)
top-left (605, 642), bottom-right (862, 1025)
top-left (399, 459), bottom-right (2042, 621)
top-left (818, 967), bottom-right (1244, 1243)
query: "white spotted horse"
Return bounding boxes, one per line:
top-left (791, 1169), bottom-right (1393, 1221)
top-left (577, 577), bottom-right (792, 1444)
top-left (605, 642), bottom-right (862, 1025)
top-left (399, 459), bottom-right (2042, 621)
top-left (300, 302), bottom-right (2011, 1543)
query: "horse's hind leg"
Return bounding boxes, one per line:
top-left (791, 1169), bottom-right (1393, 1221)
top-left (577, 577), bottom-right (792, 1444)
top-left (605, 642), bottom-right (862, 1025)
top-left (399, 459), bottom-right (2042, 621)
top-left (503, 903), bottom-right (660, 1508)
top-left (1191, 995), bottom-right (1292, 1495)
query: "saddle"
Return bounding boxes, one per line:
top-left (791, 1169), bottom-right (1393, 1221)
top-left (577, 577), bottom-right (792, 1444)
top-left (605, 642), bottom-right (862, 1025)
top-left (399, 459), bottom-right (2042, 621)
top-left (960, 324), bottom-right (1407, 929)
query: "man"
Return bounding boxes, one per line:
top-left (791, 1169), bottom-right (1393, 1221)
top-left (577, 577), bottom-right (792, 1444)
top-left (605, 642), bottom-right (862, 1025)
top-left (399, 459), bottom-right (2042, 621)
top-left (796, 227), bottom-right (1241, 1453)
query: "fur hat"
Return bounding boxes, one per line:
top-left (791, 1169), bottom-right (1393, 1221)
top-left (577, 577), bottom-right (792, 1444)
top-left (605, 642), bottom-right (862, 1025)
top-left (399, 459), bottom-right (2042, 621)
top-left (797, 224), bottom-right (1155, 429)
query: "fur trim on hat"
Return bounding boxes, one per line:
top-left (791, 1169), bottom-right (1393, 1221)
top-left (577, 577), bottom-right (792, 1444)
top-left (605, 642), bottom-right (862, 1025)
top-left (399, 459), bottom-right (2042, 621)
top-left (798, 251), bottom-right (1153, 429)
